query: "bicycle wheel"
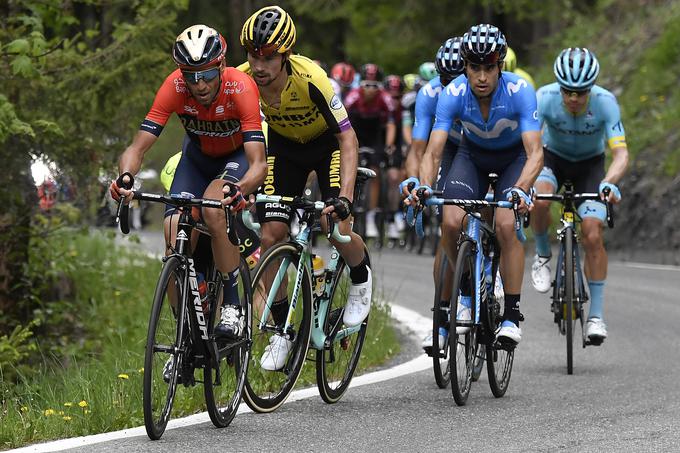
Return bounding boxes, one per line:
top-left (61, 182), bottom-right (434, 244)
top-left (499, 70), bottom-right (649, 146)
top-left (316, 255), bottom-right (369, 403)
top-left (449, 240), bottom-right (478, 406)
top-left (431, 253), bottom-right (451, 388)
top-left (204, 258), bottom-right (252, 428)
top-left (564, 229), bottom-right (576, 375)
top-left (243, 243), bottom-right (313, 413)
top-left (143, 256), bottom-right (184, 440)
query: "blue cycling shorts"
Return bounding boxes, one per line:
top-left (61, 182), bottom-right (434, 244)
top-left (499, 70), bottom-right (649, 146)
top-left (441, 137), bottom-right (526, 201)
top-left (165, 135), bottom-right (249, 217)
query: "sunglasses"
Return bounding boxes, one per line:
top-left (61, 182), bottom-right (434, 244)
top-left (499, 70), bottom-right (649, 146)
top-left (360, 81), bottom-right (382, 89)
top-left (560, 87), bottom-right (590, 98)
top-left (182, 67), bottom-right (220, 84)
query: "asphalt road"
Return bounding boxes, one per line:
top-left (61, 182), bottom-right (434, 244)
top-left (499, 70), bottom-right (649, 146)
top-left (27, 233), bottom-right (680, 452)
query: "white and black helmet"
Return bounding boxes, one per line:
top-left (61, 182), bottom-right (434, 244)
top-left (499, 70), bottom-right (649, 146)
top-left (172, 25), bottom-right (226, 70)
top-left (462, 24), bottom-right (507, 65)
top-left (435, 37), bottom-right (465, 79)
top-left (553, 47), bottom-right (600, 91)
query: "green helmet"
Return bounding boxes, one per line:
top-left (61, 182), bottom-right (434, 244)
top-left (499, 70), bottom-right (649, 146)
top-left (504, 47), bottom-right (517, 72)
top-left (418, 62), bottom-right (437, 81)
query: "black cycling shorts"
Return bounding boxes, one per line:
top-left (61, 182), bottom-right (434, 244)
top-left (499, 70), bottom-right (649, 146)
top-left (256, 128), bottom-right (341, 224)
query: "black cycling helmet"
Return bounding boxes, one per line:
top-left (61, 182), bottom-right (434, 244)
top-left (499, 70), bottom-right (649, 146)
top-left (435, 37), bottom-right (465, 78)
top-left (462, 24), bottom-right (507, 65)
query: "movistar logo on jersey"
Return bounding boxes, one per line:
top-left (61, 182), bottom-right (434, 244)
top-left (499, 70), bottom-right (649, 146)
top-left (507, 79), bottom-right (527, 96)
top-left (461, 119), bottom-right (518, 139)
top-left (422, 84), bottom-right (443, 98)
top-left (446, 82), bottom-right (467, 97)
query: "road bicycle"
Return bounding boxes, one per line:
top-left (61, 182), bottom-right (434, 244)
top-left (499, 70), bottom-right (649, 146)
top-left (411, 188), bottom-right (525, 405)
top-left (117, 191), bottom-right (251, 439)
top-left (535, 182), bottom-right (613, 375)
top-left (242, 168), bottom-right (376, 412)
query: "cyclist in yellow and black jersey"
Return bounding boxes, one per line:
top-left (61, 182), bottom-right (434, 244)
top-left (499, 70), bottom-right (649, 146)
top-left (238, 5), bottom-right (372, 372)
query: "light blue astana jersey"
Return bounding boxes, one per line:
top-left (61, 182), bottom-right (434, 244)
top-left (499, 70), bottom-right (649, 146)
top-left (537, 82), bottom-right (626, 162)
top-left (412, 76), bottom-right (462, 144)
top-left (432, 71), bottom-right (540, 150)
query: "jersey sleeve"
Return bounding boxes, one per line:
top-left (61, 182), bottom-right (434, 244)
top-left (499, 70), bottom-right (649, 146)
top-left (602, 94), bottom-right (626, 148)
top-left (308, 76), bottom-right (351, 134)
top-left (141, 73), bottom-right (183, 136)
top-left (412, 87), bottom-right (437, 141)
top-left (380, 91), bottom-right (396, 124)
top-left (233, 72), bottom-right (265, 143)
top-left (536, 85), bottom-right (548, 126)
top-left (513, 81), bottom-right (540, 133)
top-left (432, 81), bottom-right (464, 133)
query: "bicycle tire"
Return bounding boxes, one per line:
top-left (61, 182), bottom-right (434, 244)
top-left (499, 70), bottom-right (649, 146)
top-left (316, 255), bottom-right (369, 403)
top-left (204, 257), bottom-right (252, 428)
top-left (449, 240), bottom-right (477, 406)
top-left (143, 256), bottom-right (184, 440)
top-left (484, 252), bottom-right (514, 398)
top-left (565, 229), bottom-right (575, 375)
top-left (431, 253), bottom-right (451, 388)
top-left (243, 243), bottom-right (313, 413)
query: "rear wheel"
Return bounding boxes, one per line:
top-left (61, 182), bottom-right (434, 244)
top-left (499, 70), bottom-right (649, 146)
top-left (431, 253), bottom-right (451, 388)
top-left (484, 250), bottom-right (514, 397)
top-left (316, 256), bottom-right (369, 403)
top-left (204, 258), bottom-right (252, 428)
top-left (449, 240), bottom-right (477, 406)
top-left (564, 229), bottom-right (576, 375)
top-left (243, 243), bottom-right (313, 413)
top-left (143, 256), bottom-right (184, 440)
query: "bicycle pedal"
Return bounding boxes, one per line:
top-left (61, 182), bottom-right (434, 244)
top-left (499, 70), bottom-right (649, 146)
top-left (422, 345), bottom-right (434, 357)
top-left (494, 338), bottom-right (517, 351)
top-left (586, 336), bottom-right (604, 347)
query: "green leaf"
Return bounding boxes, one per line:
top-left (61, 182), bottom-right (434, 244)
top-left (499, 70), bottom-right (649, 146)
top-left (11, 55), bottom-right (35, 77)
top-left (6, 38), bottom-right (31, 54)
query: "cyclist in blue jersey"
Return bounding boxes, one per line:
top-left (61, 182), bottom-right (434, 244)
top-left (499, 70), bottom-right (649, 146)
top-left (531, 47), bottom-right (628, 344)
top-left (411, 24), bottom-right (544, 346)
top-left (399, 37), bottom-right (465, 350)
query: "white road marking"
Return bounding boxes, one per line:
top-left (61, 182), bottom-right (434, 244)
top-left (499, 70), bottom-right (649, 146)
top-left (616, 261), bottom-right (680, 272)
top-left (9, 305), bottom-right (432, 452)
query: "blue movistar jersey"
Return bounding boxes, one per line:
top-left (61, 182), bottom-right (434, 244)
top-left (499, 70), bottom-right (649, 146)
top-left (412, 76), bottom-right (462, 144)
top-left (537, 82), bottom-right (626, 162)
top-left (433, 71), bottom-right (539, 150)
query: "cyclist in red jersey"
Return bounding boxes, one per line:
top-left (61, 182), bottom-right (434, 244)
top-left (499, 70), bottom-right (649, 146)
top-left (344, 63), bottom-right (397, 238)
top-left (110, 25), bottom-right (267, 343)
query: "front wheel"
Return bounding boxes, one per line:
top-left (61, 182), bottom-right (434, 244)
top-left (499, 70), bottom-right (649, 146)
top-left (243, 243), bottom-right (313, 413)
top-left (449, 240), bottom-right (478, 406)
top-left (316, 255), bottom-right (369, 403)
top-left (564, 229), bottom-right (576, 375)
top-left (431, 253), bottom-right (451, 388)
top-left (143, 256), bottom-right (184, 440)
top-left (204, 258), bottom-right (252, 428)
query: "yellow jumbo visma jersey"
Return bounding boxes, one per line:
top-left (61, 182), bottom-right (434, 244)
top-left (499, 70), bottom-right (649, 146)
top-left (238, 55), bottom-right (351, 144)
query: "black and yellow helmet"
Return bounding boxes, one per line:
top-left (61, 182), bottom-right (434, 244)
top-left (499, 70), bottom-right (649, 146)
top-left (240, 6), bottom-right (296, 56)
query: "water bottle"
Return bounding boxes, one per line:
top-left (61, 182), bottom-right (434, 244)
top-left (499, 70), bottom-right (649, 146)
top-left (312, 254), bottom-right (326, 298)
top-left (197, 272), bottom-right (209, 313)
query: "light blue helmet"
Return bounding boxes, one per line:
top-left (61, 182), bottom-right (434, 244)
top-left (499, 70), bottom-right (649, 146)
top-left (553, 47), bottom-right (600, 91)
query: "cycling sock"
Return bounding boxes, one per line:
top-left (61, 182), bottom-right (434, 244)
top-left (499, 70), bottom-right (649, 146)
top-left (503, 294), bottom-right (521, 325)
top-left (221, 268), bottom-right (240, 307)
top-left (349, 254), bottom-right (370, 284)
top-left (534, 232), bottom-right (551, 258)
top-left (587, 280), bottom-right (605, 320)
top-left (270, 297), bottom-right (289, 326)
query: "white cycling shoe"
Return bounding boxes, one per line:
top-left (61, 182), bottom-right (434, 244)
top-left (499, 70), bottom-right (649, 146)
top-left (260, 334), bottom-right (294, 371)
top-left (455, 297), bottom-right (472, 334)
top-left (496, 320), bottom-right (522, 345)
top-left (586, 318), bottom-right (607, 345)
top-left (343, 267), bottom-right (372, 327)
top-left (531, 255), bottom-right (552, 293)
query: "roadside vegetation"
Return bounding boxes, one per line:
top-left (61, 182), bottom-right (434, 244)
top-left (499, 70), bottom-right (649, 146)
top-left (0, 228), bottom-right (399, 450)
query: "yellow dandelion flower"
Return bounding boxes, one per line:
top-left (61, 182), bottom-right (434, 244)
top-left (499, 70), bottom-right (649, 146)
top-left (78, 400), bottom-right (88, 408)
top-left (63, 416), bottom-right (72, 421)
top-left (117, 373), bottom-right (129, 380)
top-left (114, 290), bottom-right (122, 297)
top-left (20, 406), bottom-right (28, 412)
top-left (59, 410), bottom-right (64, 416)
top-left (64, 402), bottom-right (73, 407)
top-left (138, 367), bottom-right (144, 374)
top-left (44, 409), bottom-right (56, 416)
top-left (640, 95), bottom-right (648, 103)
top-left (84, 409), bottom-right (91, 414)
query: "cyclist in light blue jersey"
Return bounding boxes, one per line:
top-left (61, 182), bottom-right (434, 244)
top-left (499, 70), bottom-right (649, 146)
top-left (530, 47), bottom-right (629, 344)
top-left (411, 24), bottom-right (544, 346)
top-left (400, 37), bottom-right (465, 351)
